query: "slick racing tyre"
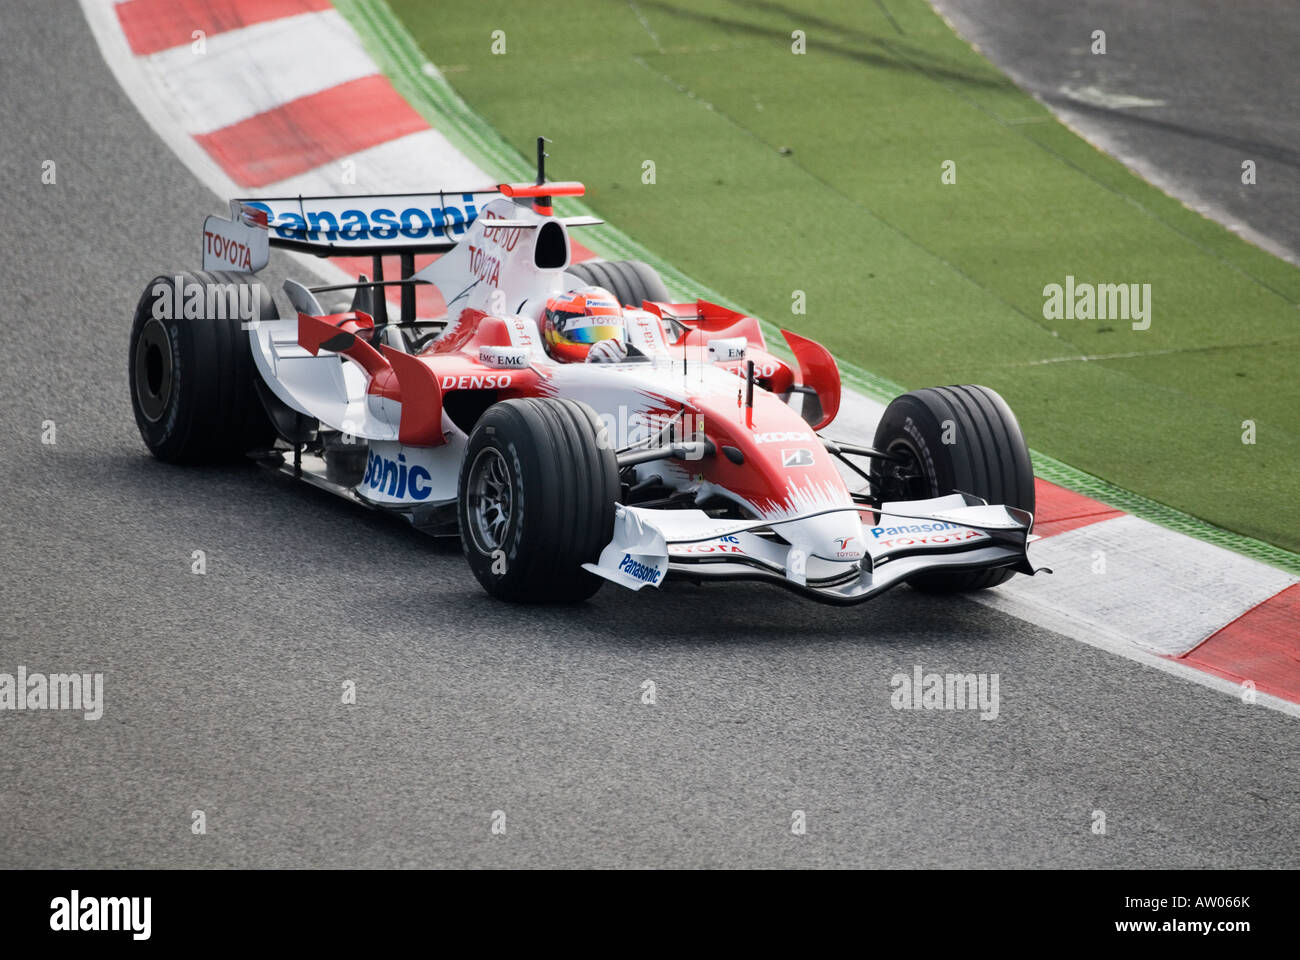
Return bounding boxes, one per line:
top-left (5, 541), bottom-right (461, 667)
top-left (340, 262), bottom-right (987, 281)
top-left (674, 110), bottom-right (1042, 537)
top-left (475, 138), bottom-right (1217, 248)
top-left (459, 398), bottom-right (618, 603)
top-left (567, 259), bottom-right (670, 309)
top-left (871, 385), bottom-right (1034, 592)
top-left (129, 270), bottom-right (275, 463)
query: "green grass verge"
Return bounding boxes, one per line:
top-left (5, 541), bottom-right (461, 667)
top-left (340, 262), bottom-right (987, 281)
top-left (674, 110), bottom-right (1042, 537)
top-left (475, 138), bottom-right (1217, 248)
top-left (338, 0), bottom-right (1300, 573)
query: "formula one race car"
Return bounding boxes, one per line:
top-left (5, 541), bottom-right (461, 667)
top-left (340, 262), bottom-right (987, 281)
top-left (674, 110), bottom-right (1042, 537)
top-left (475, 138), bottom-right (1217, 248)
top-left (129, 142), bottom-right (1043, 604)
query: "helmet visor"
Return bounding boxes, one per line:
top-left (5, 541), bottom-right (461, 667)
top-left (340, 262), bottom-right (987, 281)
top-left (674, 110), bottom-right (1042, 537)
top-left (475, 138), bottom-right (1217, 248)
top-left (562, 323), bottom-right (624, 345)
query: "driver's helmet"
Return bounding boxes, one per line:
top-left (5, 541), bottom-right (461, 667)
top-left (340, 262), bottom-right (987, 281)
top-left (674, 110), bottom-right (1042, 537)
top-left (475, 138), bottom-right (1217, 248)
top-left (541, 286), bottom-right (625, 363)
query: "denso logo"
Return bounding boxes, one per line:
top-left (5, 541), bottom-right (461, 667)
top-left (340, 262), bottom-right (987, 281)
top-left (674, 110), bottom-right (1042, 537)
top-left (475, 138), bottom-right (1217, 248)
top-left (618, 553), bottom-right (663, 584)
top-left (870, 522), bottom-right (963, 538)
top-left (362, 451), bottom-right (432, 500)
top-left (440, 374), bottom-right (514, 390)
top-left (480, 211), bottom-right (524, 251)
top-left (242, 195), bottom-right (478, 243)
top-left (754, 431), bottom-right (813, 444)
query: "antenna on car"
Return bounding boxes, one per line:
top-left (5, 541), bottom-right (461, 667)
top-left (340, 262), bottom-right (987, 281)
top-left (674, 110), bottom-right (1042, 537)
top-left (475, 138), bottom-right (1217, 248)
top-left (536, 136), bottom-right (549, 185)
top-left (533, 136), bottom-right (554, 215)
top-left (699, 323), bottom-right (706, 389)
top-left (682, 321), bottom-right (688, 389)
top-left (745, 359), bottom-right (756, 427)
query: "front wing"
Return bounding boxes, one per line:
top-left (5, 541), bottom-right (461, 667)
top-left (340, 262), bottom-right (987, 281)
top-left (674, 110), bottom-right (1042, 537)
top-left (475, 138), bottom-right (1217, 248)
top-left (582, 494), bottom-right (1048, 605)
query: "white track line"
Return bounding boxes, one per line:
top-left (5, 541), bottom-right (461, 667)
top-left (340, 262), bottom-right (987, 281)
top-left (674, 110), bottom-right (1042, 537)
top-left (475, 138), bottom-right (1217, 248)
top-left (971, 587), bottom-right (1300, 719)
top-left (988, 515), bottom-right (1297, 657)
top-left (82, 0), bottom-right (242, 197)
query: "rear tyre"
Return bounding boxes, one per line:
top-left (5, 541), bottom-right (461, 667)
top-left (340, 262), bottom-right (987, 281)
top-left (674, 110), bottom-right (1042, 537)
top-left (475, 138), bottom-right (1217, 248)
top-left (871, 384), bottom-right (1034, 591)
top-left (567, 259), bottom-right (670, 308)
top-left (458, 398), bottom-right (618, 603)
top-left (129, 270), bottom-right (275, 463)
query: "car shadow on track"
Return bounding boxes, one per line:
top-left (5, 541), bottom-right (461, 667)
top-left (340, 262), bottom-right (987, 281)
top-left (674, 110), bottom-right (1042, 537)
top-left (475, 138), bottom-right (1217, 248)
top-left (75, 452), bottom-right (1019, 655)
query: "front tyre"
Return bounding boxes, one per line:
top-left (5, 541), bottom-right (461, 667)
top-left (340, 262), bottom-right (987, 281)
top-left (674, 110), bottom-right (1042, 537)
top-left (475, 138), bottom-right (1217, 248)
top-left (458, 398), bottom-right (618, 603)
top-left (871, 384), bottom-right (1034, 592)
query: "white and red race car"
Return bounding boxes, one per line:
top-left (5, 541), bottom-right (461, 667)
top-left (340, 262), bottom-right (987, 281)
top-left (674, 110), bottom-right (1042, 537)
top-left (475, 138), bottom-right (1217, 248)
top-left (129, 145), bottom-right (1043, 604)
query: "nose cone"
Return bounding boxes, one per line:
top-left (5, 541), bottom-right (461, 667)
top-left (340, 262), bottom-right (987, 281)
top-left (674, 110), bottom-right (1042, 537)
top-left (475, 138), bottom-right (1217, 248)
top-left (780, 510), bottom-right (865, 563)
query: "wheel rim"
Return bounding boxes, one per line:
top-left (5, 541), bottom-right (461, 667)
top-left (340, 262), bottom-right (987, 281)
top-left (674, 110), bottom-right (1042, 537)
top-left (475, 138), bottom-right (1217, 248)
top-left (134, 317), bottom-right (173, 423)
top-left (466, 447), bottom-right (513, 553)
top-left (871, 438), bottom-right (928, 505)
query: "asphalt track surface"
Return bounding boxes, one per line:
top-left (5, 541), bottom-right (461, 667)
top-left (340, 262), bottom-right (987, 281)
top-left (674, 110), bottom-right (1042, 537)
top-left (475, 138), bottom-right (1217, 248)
top-left (1, 0), bottom-right (1297, 868)
top-left (931, 0), bottom-right (1300, 264)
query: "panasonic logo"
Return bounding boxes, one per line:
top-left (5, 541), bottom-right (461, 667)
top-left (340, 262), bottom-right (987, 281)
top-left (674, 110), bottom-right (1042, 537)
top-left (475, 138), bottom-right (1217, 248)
top-left (363, 451), bottom-right (432, 500)
top-left (870, 522), bottom-right (963, 538)
top-left (242, 195), bottom-right (479, 243)
top-left (618, 553), bottom-right (662, 584)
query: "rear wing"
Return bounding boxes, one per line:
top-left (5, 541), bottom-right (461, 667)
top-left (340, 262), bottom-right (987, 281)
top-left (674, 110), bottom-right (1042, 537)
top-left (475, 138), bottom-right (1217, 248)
top-left (200, 140), bottom-right (599, 327)
top-left (200, 191), bottom-right (504, 328)
top-left (205, 137), bottom-right (594, 263)
top-left (203, 188), bottom-right (598, 266)
top-left (230, 190), bottom-right (502, 256)
top-left (200, 192), bottom-right (498, 278)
